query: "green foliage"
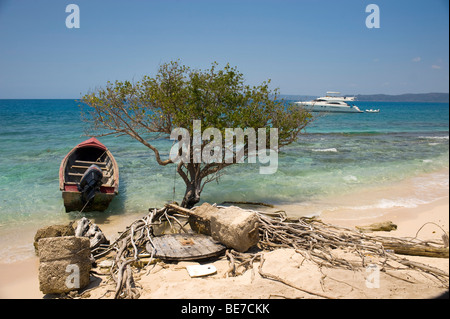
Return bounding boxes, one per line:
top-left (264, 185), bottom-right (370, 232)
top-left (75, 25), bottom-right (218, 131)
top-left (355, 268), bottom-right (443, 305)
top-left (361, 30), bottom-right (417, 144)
top-left (81, 60), bottom-right (312, 145)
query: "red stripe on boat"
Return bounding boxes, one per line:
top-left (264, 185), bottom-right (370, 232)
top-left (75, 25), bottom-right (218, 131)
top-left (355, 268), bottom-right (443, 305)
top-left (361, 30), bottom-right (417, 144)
top-left (64, 185), bottom-right (116, 194)
top-left (77, 137), bottom-right (107, 151)
top-left (64, 185), bottom-right (79, 192)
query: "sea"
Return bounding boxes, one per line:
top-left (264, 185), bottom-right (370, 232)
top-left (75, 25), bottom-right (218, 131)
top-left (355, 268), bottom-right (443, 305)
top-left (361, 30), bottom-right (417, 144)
top-left (0, 99), bottom-right (448, 262)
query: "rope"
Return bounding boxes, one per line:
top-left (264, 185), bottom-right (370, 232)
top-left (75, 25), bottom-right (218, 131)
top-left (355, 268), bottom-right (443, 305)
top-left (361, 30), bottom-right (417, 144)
top-left (76, 198), bottom-right (91, 218)
top-left (95, 150), bottom-right (107, 163)
top-left (172, 164), bottom-right (177, 203)
top-left (171, 140), bottom-right (177, 203)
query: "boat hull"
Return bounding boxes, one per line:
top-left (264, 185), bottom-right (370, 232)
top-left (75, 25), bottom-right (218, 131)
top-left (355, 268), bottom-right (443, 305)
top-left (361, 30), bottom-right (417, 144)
top-left (295, 92), bottom-right (363, 113)
top-left (62, 191), bottom-right (116, 212)
top-left (298, 103), bottom-right (363, 113)
top-left (59, 137), bottom-right (119, 212)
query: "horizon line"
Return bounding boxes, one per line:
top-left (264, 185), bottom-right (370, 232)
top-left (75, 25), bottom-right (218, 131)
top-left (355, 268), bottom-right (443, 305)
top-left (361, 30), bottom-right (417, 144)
top-left (0, 92), bottom-right (449, 100)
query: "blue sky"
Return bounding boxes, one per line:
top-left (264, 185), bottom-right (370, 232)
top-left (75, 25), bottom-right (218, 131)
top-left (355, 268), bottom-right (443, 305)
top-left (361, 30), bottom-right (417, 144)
top-left (0, 0), bottom-right (448, 98)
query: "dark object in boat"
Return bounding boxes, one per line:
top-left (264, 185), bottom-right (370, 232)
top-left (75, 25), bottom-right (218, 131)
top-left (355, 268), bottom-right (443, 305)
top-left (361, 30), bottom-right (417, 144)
top-left (59, 137), bottom-right (119, 212)
top-left (78, 165), bottom-right (103, 203)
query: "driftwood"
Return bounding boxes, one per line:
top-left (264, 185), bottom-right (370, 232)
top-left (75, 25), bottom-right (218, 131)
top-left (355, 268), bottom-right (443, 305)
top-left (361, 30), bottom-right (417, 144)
top-left (75, 217), bottom-right (109, 251)
top-left (91, 203), bottom-right (449, 299)
top-left (165, 203), bottom-right (196, 216)
top-left (251, 209), bottom-right (449, 286)
top-left (380, 242), bottom-right (449, 258)
top-left (257, 253), bottom-right (336, 299)
top-left (93, 206), bottom-right (179, 299)
top-left (221, 201), bottom-right (275, 208)
top-left (225, 249), bottom-right (335, 299)
top-left (356, 221), bottom-right (397, 232)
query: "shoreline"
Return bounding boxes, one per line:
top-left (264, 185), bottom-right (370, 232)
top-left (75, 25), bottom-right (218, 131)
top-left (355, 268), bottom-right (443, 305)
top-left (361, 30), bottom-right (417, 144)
top-left (0, 169), bottom-right (448, 299)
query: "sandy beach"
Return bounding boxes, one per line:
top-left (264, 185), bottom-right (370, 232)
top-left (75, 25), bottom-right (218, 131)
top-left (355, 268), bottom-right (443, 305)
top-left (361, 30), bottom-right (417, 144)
top-left (0, 170), bottom-right (448, 300)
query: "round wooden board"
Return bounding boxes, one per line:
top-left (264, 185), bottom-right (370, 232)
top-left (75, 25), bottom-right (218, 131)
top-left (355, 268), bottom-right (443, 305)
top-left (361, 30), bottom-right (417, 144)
top-left (148, 233), bottom-right (227, 261)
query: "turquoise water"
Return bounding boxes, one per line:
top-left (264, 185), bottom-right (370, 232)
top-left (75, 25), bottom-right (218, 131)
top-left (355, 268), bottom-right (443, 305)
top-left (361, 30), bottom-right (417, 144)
top-left (0, 99), bottom-right (449, 261)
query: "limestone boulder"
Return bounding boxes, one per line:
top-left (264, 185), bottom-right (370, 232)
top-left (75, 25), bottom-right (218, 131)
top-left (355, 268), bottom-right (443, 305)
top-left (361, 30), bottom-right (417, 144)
top-left (38, 236), bottom-right (91, 295)
top-left (33, 223), bottom-right (75, 254)
top-left (188, 203), bottom-right (220, 235)
top-left (210, 207), bottom-right (259, 253)
top-left (186, 203), bottom-right (260, 252)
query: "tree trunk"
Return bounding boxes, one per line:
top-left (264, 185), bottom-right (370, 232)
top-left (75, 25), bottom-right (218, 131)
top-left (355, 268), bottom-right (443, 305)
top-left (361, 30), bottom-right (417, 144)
top-left (181, 179), bottom-right (202, 209)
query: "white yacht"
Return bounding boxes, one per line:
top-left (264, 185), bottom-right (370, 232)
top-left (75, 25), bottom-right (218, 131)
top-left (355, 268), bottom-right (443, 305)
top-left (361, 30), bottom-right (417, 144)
top-left (295, 91), bottom-right (363, 113)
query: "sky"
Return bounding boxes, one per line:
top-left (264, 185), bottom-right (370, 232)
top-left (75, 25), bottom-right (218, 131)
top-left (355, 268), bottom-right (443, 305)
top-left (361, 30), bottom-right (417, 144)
top-left (0, 0), bottom-right (448, 98)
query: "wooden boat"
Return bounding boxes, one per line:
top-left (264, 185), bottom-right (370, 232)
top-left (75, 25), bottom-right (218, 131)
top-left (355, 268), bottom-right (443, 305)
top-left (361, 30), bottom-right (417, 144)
top-left (59, 137), bottom-right (119, 212)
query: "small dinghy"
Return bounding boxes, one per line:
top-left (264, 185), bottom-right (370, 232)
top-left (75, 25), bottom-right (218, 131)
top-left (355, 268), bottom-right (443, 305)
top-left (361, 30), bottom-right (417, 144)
top-left (59, 137), bottom-right (119, 212)
top-left (365, 109), bottom-right (380, 113)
